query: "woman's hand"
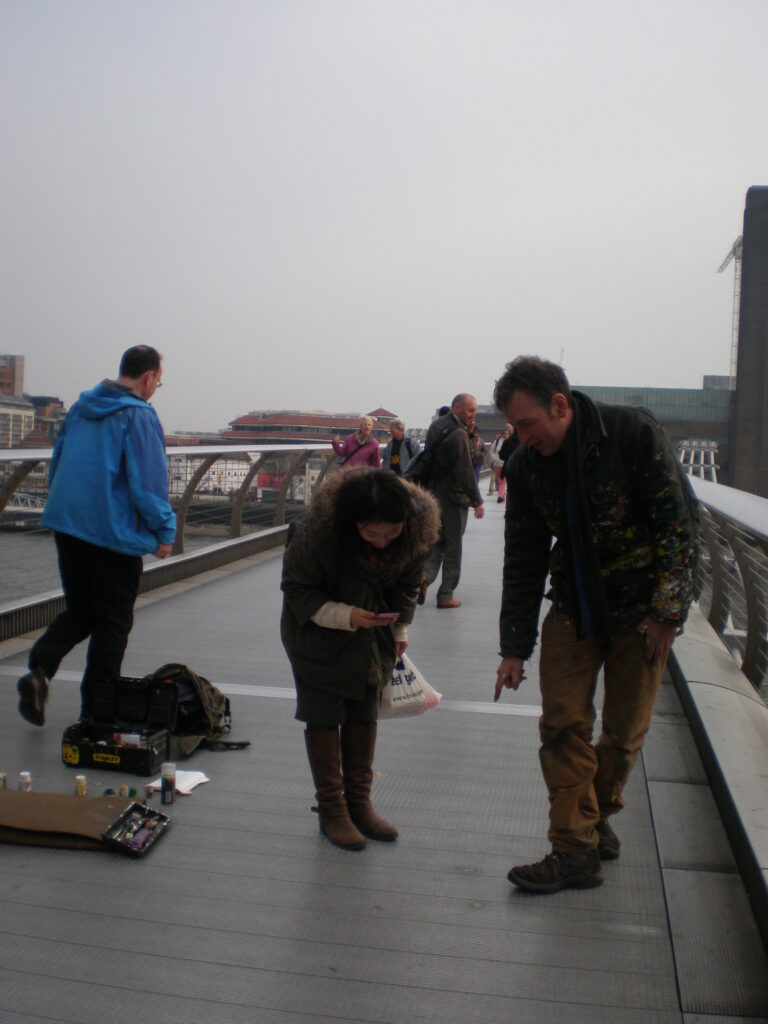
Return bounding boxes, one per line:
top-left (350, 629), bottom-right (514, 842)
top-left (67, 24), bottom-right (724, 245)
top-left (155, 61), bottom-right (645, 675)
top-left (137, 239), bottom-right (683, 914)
top-left (395, 640), bottom-right (408, 658)
top-left (350, 608), bottom-right (385, 630)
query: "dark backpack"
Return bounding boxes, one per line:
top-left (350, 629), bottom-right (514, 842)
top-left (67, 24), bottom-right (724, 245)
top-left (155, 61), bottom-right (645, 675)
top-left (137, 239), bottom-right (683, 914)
top-left (403, 421), bottom-right (459, 487)
top-left (147, 663), bottom-right (248, 758)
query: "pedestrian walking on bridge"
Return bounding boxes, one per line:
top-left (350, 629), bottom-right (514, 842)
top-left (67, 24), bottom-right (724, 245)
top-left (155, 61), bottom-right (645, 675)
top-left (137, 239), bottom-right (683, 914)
top-left (17, 345), bottom-right (176, 727)
top-left (420, 393), bottom-right (485, 609)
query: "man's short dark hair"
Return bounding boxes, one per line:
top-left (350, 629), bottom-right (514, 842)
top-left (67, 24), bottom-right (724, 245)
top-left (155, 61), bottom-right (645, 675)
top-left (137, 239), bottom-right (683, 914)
top-left (119, 345), bottom-right (162, 379)
top-left (494, 356), bottom-right (573, 412)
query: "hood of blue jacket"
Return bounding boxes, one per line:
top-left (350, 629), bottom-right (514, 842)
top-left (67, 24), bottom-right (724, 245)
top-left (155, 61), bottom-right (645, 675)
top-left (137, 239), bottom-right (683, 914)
top-left (75, 380), bottom-right (148, 420)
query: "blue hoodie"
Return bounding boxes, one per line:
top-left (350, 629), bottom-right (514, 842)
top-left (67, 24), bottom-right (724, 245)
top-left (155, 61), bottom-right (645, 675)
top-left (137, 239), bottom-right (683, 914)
top-left (42, 381), bottom-right (177, 556)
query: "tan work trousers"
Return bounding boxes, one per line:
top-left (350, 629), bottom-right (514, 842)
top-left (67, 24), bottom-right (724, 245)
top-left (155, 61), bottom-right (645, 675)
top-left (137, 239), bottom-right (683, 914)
top-left (538, 608), bottom-right (666, 853)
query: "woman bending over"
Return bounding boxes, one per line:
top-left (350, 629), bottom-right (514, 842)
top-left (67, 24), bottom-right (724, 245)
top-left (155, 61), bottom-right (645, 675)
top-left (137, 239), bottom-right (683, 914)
top-left (280, 469), bottom-right (440, 850)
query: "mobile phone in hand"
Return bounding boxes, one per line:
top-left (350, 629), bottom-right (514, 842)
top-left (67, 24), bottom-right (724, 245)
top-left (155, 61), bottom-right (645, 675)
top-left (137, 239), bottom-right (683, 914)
top-left (371, 612), bottom-right (399, 622)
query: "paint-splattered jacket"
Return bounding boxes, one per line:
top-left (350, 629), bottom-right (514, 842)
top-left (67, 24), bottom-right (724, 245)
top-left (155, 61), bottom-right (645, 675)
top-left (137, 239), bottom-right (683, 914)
top-left (500, 391), bottom-right (699, 660)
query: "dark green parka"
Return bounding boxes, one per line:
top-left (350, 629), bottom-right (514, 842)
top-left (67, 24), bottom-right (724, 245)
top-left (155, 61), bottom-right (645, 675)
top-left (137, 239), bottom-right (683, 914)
top-left (280, 472), bottom-right (441, 700)
top-left (425, 411), bottom-right (484, 509)
top-left (500, 392), bottom-right (699, 660)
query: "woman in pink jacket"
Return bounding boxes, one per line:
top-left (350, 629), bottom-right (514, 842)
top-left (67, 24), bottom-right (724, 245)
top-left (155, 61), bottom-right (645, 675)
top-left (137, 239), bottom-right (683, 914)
top-left (332, 416), bottom-right (381, 468)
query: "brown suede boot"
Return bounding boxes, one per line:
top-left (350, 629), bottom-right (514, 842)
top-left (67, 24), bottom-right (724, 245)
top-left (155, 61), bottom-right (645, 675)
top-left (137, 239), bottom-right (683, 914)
top-left (304, 728), bottom-right (366, 850)
top-left (341, 722), bottom-right (399, 842)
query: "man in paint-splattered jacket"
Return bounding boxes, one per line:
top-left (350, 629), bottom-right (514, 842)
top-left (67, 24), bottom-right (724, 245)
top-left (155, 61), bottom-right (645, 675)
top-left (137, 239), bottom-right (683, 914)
top-left (493, 356), bottom-right (698, 894)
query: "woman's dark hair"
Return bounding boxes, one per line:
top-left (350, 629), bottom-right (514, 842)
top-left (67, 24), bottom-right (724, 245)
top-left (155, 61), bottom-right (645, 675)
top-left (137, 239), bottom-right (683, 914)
top-left (334, 469), bottom-right (412, 556)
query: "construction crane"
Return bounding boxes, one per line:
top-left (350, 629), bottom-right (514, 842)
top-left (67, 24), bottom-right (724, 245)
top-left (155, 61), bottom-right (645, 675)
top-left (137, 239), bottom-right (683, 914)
top-left (717, 235), bottom-right (743, 390)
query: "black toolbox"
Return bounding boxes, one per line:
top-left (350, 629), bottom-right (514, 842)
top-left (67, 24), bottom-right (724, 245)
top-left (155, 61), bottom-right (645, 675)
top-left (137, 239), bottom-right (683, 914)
top-left (61, 676), bottom-right (179, 776)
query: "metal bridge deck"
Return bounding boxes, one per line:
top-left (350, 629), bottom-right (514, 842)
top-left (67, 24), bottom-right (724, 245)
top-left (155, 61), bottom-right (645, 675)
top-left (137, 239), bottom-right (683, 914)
top-left (1, 500), bottom-right (767, 1023)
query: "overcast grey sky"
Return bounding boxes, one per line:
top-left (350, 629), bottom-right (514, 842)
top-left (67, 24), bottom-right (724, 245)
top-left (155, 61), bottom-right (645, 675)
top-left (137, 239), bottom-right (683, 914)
top-left (2, 1), bottom-right (766, 433)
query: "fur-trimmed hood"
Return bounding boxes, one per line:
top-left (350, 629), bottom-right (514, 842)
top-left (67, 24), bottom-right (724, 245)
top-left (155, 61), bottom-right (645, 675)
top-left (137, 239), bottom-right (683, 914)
top-left (281, 468), bottom-right (441, 699)
top-left (303, 467), bottom-right (441, 566)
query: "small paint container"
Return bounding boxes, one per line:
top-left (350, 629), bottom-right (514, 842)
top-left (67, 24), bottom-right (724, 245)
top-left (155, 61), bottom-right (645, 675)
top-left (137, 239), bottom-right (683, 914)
top-left (161, 762), bottom-right (176, 805)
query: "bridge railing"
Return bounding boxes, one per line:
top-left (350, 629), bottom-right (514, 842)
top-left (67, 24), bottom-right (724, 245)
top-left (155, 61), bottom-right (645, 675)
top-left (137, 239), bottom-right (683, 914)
top-left (3, 447), bottom-right (767, 700)
top-left (0, 443), bottom-right (346, 641)
top-left (688, 476), bottom-right (768, 700)
top-left (0, 443), bottom-right (341, 553)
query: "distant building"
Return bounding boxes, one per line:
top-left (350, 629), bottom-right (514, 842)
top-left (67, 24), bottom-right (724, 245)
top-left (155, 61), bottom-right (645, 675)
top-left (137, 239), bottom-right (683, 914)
top-left (0, 357), bottom-right (67, 446)
top-left (25, 395), bottom-right (67, 445)
top-left (366, 407), bottom-right (398, 425)
top-left (729, 186), bottom-right (768, 496)
top-left (573, 379), bottom-right (732, 478)
top-left (0, 355), bottom-right (25, 397)
top-left (220, 409), bottom-right (397, 445)
top-left (0, 394), bottom-right (35, 447)
top-left (165, 432), bottom-right (222, 447)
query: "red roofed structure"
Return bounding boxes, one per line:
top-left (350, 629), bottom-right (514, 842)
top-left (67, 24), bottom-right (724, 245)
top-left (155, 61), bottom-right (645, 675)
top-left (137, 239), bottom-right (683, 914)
top-left (220, 409), bottom-right (395, 445)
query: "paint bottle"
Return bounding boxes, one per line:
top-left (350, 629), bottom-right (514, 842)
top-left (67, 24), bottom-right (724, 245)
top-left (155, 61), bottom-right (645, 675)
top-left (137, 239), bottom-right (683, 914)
top-left (0, 772), bottom-right (7, 790)
top-left (161, 762), bottom-right (176, 805)
top-left (75, 775), bottom-right (87, 797)
top-left (18, 771), bottom-right (32, 792)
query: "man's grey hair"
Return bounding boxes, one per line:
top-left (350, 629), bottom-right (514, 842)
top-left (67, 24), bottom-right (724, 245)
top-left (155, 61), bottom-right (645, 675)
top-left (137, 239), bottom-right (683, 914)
top-left (451, 393), bottom-right (476, 410)
top-left (390, 418), bottom-right (405, 430)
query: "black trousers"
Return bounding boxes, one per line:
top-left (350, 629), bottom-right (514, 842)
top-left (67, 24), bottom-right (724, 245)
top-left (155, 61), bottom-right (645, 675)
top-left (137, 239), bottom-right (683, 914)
top-left (30, 532), bottom-right (143, 709)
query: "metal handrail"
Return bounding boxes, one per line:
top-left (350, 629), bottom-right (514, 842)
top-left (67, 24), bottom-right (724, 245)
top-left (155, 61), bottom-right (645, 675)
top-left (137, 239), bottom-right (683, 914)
top-left (4, 447), bottom-right (768, 697)
top-left (0, 443), bottom-right (338, 550)
top-left (688, 477), bottom-right (768, 697)
top-left (0, 442), bottom-right (347, 642)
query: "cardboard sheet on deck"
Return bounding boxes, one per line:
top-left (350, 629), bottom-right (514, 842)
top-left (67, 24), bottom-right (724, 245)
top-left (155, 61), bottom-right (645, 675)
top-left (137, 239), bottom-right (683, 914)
top-left (0, 790), bottom-right (133, 850)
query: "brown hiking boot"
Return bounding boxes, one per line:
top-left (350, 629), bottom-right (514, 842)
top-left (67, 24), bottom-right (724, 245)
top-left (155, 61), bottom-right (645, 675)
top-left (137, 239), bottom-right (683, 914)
top-left (304, 728), bottom-right (366, 850)
top-left (341, 722), bottom-right (398, 842)
top-left (596, 818), bottom-right (621, 860)
top-left (507, 850), bottom-right (603, 893)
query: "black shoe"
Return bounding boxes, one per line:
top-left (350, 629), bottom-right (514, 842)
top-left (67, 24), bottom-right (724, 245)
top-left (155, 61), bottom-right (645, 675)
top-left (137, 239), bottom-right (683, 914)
top-left (596, 818), bottom-right (621, 860)
top-left (417, 579), bottom-right (428, 606)
top-left (507, 849), bottom-right (603, 893)
top-left (17, 667), bottom-right (50, 727)
top-left (497, 496), bottom-right (504, 503)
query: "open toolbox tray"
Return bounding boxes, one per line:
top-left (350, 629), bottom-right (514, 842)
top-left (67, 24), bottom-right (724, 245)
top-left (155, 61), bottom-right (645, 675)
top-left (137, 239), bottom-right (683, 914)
top-left (90, 675), bottom-right (179, 729)
top-left (102, 802), bottom-right (171, 857)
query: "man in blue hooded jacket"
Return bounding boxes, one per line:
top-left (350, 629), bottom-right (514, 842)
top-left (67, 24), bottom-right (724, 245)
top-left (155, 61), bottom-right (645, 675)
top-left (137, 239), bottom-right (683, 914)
top-left (17, 345), bottom-right (177, 726)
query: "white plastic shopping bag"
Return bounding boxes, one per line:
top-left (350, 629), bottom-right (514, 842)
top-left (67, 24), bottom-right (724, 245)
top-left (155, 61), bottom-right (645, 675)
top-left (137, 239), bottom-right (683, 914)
top-left (378, 652), bottom-right (442, 719)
